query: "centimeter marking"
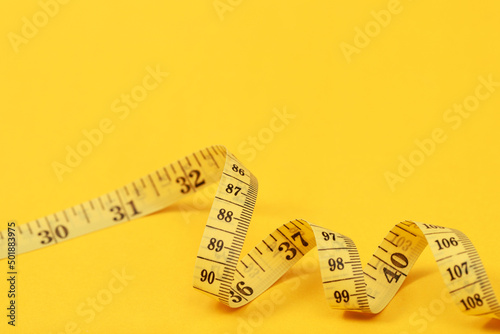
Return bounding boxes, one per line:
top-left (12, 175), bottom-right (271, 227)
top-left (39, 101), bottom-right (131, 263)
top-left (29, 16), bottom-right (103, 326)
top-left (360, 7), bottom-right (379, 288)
top-left (0, 145), bottom-right (498, 319)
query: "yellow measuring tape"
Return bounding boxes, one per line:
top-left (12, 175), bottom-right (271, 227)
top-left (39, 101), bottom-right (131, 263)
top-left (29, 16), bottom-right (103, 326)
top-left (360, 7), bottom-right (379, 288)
top-left (1, 145), bottom-right (499, 318)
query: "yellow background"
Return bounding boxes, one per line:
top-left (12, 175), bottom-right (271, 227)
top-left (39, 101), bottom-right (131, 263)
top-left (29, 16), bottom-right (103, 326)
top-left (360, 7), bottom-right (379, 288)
top-left (1, 1), bottom-right (499, 333)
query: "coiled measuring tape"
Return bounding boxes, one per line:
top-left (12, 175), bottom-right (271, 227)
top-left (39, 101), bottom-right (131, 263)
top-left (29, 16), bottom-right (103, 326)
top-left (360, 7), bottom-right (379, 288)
top-left (1, 145), bottom-right (499, 318)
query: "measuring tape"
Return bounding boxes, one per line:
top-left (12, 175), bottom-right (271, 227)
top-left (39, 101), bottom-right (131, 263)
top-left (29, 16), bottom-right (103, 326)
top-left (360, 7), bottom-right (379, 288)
top-left (1, 145), bottom-right (499, 318)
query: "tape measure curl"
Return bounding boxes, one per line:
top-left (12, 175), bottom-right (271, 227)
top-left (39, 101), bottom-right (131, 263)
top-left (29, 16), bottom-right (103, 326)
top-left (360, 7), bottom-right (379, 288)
top-left (0, 146), bottom-right (498, 318)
